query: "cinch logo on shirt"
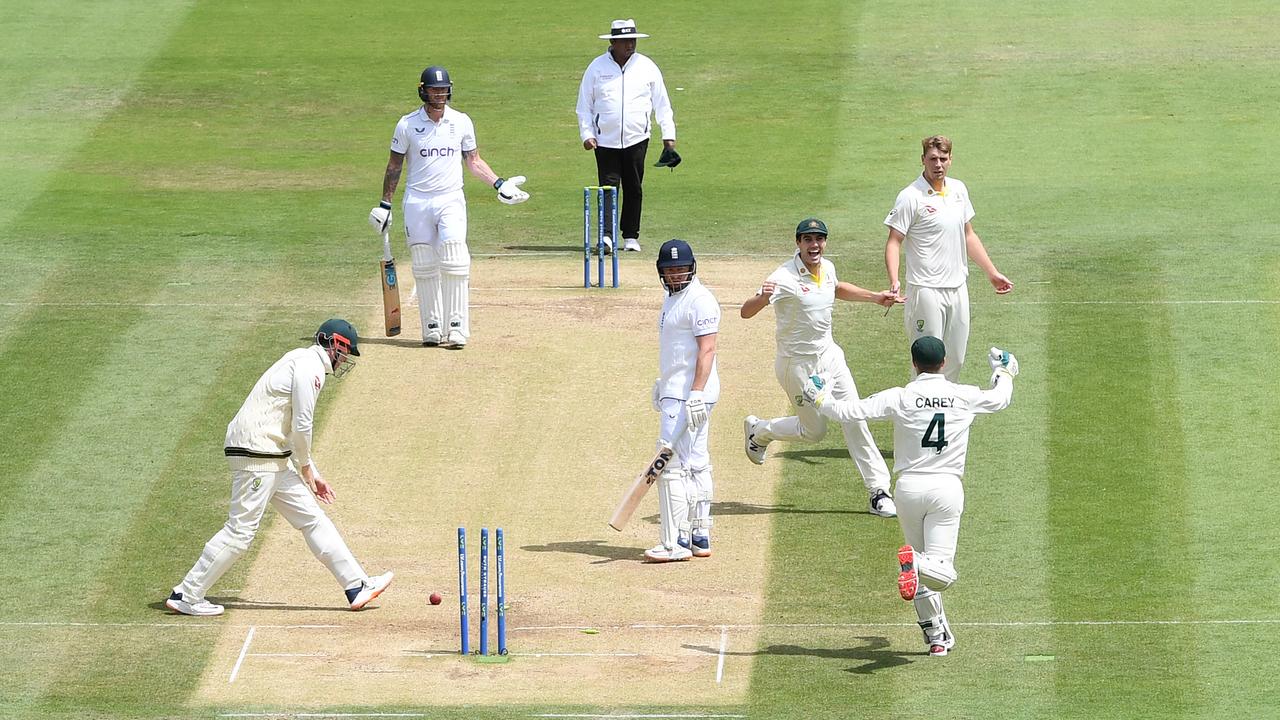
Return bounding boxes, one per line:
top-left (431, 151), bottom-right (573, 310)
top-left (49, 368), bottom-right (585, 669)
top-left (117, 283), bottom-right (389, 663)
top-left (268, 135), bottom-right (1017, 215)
top-left (421, 147), bottom-right (457, 158)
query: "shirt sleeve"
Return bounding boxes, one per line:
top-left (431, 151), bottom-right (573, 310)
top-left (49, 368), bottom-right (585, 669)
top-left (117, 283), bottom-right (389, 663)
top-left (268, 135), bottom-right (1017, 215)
top-left (289, 359), bottom-right (325, 468)
top-left (460, 114), bottom-right (477, 153)
top-left (390, 117), bottom-right (408, 155)
top-left (962, 186), bottom-right (976, 224)
top-left (967, 374), bottom-right (1013, 415)
top-left (691, 292), bottom-right (721, 337)
top-left (884, 191), bottom-right (913, 235)
top-left (650, 62), bottom-right (676, 141)
top-left (576, 61), bottom-right (596, 142)
top-left (818, 387), bottom-right (901, 424)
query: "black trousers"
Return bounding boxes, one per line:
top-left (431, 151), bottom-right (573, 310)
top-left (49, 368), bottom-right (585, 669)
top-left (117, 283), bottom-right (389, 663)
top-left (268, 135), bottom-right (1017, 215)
top-left (594, 139), bottom-right (648, 240)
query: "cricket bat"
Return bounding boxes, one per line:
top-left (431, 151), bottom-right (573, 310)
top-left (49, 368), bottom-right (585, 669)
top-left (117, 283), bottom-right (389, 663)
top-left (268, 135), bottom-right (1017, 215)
top-left (608, 444), bottom-right (674, 531)
top-left (380, 231), bottom-right (401, 337)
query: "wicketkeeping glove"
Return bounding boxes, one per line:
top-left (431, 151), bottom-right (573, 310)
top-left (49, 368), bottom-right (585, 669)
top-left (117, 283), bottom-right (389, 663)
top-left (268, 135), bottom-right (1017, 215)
top-left (801, 375), bottom-right (827, 407)
top-left (494, 176), bottom-right (530, 205)
top-left (654, 147), bottom-right (682, 168)
top-left (369, 201), bottom-right (392, 233)
top-left (686, 390), bottom-right (708, 431)
top-left (988, 347), bottom-right (1020, 380)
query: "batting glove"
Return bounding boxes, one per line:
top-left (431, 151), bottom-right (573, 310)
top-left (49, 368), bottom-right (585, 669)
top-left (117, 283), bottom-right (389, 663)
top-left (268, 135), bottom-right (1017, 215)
top-left (801, 375), bottom-right (826, 407)
top-left (495, 176), bottom-right (530, 205)
top-left (988, 347), bottom-right (1019, 380)
top-left (686, 390), bottom-right (709, 432)
top-left (369, 201), bottom-right (392, 233)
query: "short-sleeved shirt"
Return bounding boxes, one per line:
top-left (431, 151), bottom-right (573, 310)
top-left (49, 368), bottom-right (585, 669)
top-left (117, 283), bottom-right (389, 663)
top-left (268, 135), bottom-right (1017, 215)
top-left (390, 106), bottom-right (477, 195)
top-left (766, 253), bottom-right (837, 358)
top-left (658, 277), bottom-right (720, 402)
top-left (884, 175), bottom-right (975, 289)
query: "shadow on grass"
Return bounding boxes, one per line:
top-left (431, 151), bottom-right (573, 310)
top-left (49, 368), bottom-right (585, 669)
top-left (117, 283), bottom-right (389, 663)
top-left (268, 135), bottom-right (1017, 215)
top-left (774, 447), bottom-right (895, 463)
top-left (148, 598), bottom-right (359, 614)
top-left (684, 636), bottom-right (917, 674)
top-left (521, 539), bottom-right (642, 564)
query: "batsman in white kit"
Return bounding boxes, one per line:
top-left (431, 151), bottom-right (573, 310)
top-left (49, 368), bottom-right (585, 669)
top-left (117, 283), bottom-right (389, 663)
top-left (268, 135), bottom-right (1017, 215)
top-left (740, 218), bottom-right (902, 517)
top-left (370, 65), bottom-right (530, 349)
top-left (165, 320), bottom-right (393, 616)
top-left (803, 336), bottom-right (1019, 656)
top-left (646, 239), bottom-right (720, 562)
top-left (884, 135), bottom-right (1013, 381)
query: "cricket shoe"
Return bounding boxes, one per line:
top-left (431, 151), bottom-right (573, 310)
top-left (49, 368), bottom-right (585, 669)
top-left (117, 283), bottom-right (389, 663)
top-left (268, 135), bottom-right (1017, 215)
top-left (165, 591), bottom-right (224, 617)
top-left (347, 571), bottom-right (394, 610)
top-left (623, 238), bottom-right (642, 252)
top-left (897, 545), bottom-right (918, 601)
top-left (923, 622), bottom-right (955, 656)
top-left (678, 534), bottom-right (712, 558)
top-left (600, 236), bottom-right (613, 255)
top-left (743, 415), bottom-right (770, 465)
top-left (644, 543), bottom-right (693, 563)
top-left (929, 643), bottom-right (949, 657)
top-left (869, 490), bottom-right (897, 518)
top-left (423, 324), bottom-right (442, 347)
top-left (445, 329), bottom-right (466, 349)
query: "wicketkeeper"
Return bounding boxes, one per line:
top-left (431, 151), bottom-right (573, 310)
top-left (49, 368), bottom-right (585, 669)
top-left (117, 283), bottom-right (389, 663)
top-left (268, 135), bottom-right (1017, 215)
top-left (803, 337), bottom-right (1019, 656)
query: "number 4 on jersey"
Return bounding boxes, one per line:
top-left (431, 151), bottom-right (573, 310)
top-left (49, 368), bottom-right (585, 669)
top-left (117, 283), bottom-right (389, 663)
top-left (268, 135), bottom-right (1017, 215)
top-left (922, 412), bottom-right (948, 453)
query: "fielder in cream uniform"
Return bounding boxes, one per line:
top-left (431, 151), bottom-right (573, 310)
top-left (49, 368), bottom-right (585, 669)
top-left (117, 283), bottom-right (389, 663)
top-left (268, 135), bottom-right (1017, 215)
top-left (885, 135), bottom-right (1012, 381)
top-left (165, 320), bottom-right (393, 616)
top-left (646, 239), bottom-right (719, 563)
top-left (741, 218), bottom-right (901, 518)
top-left (370, 65), bottom-right (529, 349)
top-left (804, 337), bottom-right (1018, 657)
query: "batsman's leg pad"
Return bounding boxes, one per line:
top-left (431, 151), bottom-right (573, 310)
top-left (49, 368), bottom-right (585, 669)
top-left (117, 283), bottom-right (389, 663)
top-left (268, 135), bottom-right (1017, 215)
top-left (913, 587), bottom-right (951, 645)
top-left (439, 240), bottom-right (471, 337)
top-left (689, 464), bottom-right (713, 529)
top-left (410, 243), bottom-right (442, 334)
top-left (656, 466), bottom-right (690, 550)
top-left (917, 551), bottom-right (958, 592)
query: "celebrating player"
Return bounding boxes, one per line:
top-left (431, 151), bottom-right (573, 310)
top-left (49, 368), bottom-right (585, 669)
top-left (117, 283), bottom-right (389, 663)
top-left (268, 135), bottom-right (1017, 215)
top-left (645, 239), bottom-right (719, 562)
top-left (740, 218), bottom-right (901, 518)
top-left (884, 135), bottom-right (1013, 381)
top-left (803, 337), bottom-right (1019, 656)
top-left (370, 65), bottom-right (530, 350)
top-left (165, 319), bottom-right (393, 616)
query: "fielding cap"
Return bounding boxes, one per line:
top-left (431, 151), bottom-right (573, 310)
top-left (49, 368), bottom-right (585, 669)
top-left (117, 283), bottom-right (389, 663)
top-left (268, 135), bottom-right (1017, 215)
top-left (795, 217), bottom-right (828, 237)
top-left (911, 336), bottom-right (946, 368)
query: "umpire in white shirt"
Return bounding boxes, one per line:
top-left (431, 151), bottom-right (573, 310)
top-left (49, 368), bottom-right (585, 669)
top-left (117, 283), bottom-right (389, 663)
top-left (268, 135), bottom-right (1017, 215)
top-left (576, 19), bottom-right (679, 253)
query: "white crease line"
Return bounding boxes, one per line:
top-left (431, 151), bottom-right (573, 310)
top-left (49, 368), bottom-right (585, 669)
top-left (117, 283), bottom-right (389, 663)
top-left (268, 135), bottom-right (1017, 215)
top-left (247, 652), bottom-right (329, 657)
top-left (224, 707), bottom-right (430, 712)
top-left (513, 618), bottom-right (1280, 631)
top-left (0, 621), bottom-right (339, 629)
top-left (401, 650), bottom-right (640, 659)
top-left (221, 714), bottom-right (428, 718)
top-left (716, 626), bottom-right (728, 684)
top-left (228, 625), bottom-right (256, 684)
top-left (533, 715), bottom-right (746, 719)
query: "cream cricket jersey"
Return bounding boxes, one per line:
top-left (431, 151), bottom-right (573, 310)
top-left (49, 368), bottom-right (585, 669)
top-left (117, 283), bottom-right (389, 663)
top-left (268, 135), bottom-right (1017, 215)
top-left (766, 253), bottom-right (838, 358)
top-left (818, 372), bottom-right (1013, 478)
top-left (657, 277), bottom-right (720, 402)
top-left (390, 105), bottom-right (477, 195)
top-left (885, 175), bottom-right (976, 289)
top-left (224, 345), bottom-right (331, 469)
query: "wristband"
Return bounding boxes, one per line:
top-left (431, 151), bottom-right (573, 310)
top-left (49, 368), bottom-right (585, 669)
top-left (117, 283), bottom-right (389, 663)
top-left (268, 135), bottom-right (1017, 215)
top-left (493, 178), bottom-right (505, 190)
top-left (379, 200), bottom-right (391, 210)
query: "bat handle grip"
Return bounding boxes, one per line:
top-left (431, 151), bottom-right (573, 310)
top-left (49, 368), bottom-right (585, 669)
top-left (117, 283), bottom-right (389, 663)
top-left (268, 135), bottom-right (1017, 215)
top-left (382, 232), bottom-right (393, 262)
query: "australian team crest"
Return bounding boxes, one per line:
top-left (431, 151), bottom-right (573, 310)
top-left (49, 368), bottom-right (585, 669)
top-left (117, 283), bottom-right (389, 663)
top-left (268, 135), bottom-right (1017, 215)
top-left (916, 319), bottom-right (926, 333)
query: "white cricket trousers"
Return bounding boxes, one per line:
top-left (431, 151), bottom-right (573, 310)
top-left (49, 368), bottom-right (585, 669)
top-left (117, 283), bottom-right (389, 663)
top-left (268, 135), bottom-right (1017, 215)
top-left (405, 189), bottom-right (470, 339)
top-left (895, 471), bottom-right (964, 634)
top-left (904, 284), bottom-right (969, 382)
top-left (752, 344), bottom-right (890, 493)
top-left (175, 459), bottom-right (368, 601)
top-left (655, 397), bottom-right (714, 549)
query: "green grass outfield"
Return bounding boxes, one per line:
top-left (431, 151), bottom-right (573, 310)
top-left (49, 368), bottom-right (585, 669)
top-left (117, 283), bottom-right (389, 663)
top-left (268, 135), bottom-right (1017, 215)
top-left (3, 0), bottom-right (1279, 717)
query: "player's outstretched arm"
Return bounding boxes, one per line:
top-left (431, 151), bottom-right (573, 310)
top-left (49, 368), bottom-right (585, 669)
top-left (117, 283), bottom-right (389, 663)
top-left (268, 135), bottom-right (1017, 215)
top-left (836, 282), bottom-right (900, 308)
